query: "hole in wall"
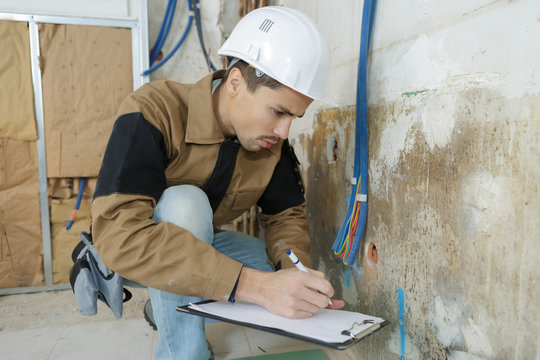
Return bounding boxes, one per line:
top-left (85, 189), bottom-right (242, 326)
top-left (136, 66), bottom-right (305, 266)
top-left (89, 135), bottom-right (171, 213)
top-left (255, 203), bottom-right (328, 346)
top-left (365, 241), bottom-right (378, 269)
top-left (326, 133), bottom-right (338, 163)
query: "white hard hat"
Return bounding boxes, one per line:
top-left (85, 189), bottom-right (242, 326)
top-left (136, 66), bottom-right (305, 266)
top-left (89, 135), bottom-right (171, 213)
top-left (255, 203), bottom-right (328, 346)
top-left (218, 6), bottom-right (335, 106)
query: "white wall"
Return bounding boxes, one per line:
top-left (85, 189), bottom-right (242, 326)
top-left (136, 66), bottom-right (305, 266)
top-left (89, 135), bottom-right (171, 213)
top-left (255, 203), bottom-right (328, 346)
top-left (276, 0), bottom-right (540, 359)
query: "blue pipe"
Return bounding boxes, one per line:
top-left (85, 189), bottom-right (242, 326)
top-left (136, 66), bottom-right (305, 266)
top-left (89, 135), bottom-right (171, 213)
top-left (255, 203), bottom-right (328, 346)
top-left (143, 0), bottom-right (193, 76)
top-left (192, 0), bottom-right (216, 71)
top-left (154, 0), bottom-right (177, 63)
top-left (331, 0), bottom-right (376, 264)
top-left (65, 177), bottom-right (87, 232)
top-left (346, 0), bottom-right (376, 265)
top-left (150, 0), bottom-right (177, 65)
top-left (398, 287), bottom-right (406, 359)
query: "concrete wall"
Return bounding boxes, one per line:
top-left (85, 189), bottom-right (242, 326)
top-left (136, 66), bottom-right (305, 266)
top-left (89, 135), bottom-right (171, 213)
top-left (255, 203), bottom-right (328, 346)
top-left (275, 0), bottom-right (539, 359)
top-left (149, 0), bottom-right (539, 358)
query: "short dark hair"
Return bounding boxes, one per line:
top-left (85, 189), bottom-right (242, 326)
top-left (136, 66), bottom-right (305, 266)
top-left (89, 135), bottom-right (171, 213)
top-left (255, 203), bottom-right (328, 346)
top-left (222, 59), bottom-right (283, 93)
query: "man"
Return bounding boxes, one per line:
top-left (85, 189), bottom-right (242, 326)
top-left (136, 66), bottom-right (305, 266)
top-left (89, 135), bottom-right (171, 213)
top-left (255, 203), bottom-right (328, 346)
top-left (92, 6), bottom-right (344, 360)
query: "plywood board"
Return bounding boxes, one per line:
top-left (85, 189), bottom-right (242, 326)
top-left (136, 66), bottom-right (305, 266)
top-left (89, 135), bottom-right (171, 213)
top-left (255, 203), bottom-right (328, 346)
top-left (0, 138), bottom-right (43, 288)
top-left (0, 20), bottom-right (38, 141)
top-left (39, 23), bottom-right (133, 177)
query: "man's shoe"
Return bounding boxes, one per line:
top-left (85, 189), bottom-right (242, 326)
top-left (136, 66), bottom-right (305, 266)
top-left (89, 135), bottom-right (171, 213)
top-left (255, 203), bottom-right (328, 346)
top-left (144, 299), bottom-right (157, 330)
top-left (207, 340), bottom-right (214, 360)
top-left (144, 298), bottom-right (213, 360)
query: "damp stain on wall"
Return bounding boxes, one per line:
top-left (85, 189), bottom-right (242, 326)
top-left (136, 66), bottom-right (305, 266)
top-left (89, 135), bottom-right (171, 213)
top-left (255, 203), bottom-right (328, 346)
top-left (300, 106), bottom-right (356, 304)
top-left (302, 88), bottom-right (540, 359)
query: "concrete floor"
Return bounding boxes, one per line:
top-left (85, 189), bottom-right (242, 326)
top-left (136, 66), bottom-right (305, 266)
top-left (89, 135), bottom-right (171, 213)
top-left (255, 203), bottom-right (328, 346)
top-left (0, 287), bottom-right (343, 360)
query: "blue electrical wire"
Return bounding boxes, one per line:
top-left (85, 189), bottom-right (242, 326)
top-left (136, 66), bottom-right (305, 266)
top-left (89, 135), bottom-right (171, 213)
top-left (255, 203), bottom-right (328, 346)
top-left (143, 0), bottom-right (216, 75)
top-left (191, 0), bottom-right (217, 71)
top-left (346, 0), bottom-right (376, 265)
top-left (143, 0), bottom-right (193, 76)
top-left (149, 0), bottom-right (177, 65)
top-left (331, 0), bottom-right (376, 265)
top-left (65, 177), bottom-right (87, 232)
top-left (398, 287), bottom-right (406, 359)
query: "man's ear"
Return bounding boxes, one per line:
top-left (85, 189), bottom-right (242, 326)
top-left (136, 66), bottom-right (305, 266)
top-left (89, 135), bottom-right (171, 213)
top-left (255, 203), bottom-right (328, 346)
top-left (226, 67), bottom-right (244, 97)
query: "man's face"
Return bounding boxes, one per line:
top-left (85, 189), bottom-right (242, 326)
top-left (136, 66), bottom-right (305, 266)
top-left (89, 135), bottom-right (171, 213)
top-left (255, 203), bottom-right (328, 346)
top-left (228, 81), bottom-right (313, 152)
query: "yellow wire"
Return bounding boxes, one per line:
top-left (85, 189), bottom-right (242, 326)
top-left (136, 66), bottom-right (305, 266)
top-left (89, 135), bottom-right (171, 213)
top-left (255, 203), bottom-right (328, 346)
top-left (337, 177), bottom-right (362, 263)
top-left (335, 176), bottom-right (363, 264)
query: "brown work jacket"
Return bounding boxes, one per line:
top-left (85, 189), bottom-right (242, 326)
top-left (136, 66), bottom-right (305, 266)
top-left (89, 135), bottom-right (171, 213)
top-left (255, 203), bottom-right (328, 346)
top-left (91, 71), bottom-right (311, 302)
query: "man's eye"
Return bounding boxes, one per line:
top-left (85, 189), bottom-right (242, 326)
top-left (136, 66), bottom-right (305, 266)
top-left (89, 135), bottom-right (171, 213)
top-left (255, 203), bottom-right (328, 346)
top-left (273, 109), bottom-right (284, 116)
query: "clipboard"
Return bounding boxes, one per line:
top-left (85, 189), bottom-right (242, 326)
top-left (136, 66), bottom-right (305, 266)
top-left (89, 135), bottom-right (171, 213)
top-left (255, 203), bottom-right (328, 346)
top-left (176, 300), bottom-right (386, 350)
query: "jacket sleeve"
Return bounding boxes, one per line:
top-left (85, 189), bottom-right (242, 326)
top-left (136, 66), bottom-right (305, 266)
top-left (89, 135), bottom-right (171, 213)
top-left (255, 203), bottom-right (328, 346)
top-left (257, 141), bottom-right (311, 270)
top-left (92, 110), bottom-right (242, 302)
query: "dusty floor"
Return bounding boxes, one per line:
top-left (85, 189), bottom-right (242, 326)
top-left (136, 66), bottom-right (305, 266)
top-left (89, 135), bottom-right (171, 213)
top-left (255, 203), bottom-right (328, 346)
top-left (0, 287), bottom-right (148, 332)
top-left (0, 287), bottom-right (154, 359)
top-left (0, 288), bottom-right (345, 359)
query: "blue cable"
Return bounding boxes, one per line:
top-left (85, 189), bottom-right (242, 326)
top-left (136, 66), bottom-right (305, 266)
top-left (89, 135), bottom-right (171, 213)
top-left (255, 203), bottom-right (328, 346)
top-left (398, 287), bottom-right (406, 359)
top-left (65, 177), bottom-right (87, 232)
top-left (346, 0), bottom-right (376, 265)
top-left (143, 0), bottom-right (193, 76)
top-left (151, 0), bottom-right (177, 65)
top-left (150, 0), bottom-right (176, 65)
top-left (331, 0), bottom-right (376, 265)
top-left (192, 0), bottom-right (216, 71)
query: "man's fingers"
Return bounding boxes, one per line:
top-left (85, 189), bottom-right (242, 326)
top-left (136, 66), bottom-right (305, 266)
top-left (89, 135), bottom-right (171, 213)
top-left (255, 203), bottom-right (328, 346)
top-left (278, 294), bottom-right (321, 318)
top-left (326, 299), bottom-right (346, 310)
top-left (307, 269), bottom-right (325, 279)
top-left (301, 273), bottom-right (334, 300)
top-left (289, 272), bottom-right (334, 308)
top-left (297, 285), bottom-right (332, 309)
top-left (257, 269), bottom-right (342, 319)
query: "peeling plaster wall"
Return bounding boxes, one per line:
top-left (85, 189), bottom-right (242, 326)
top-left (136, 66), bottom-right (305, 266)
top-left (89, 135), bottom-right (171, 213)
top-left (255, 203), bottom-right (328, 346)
top-left (278, 0), bottom-right (540, 359)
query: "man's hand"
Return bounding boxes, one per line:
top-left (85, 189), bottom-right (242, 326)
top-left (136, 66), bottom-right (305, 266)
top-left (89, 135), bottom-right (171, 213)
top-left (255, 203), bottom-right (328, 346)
top-left (235, 267), bottom-right (345, 319)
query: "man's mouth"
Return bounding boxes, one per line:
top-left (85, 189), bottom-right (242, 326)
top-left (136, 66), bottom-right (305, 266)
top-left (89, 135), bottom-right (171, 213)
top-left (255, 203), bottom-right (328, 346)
top-left (258, 137), bottom-right (278, 149)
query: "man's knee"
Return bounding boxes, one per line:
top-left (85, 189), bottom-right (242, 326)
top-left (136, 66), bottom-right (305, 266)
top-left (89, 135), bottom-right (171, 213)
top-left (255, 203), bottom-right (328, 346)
top-left (153, 185), bottom-right (213, 244)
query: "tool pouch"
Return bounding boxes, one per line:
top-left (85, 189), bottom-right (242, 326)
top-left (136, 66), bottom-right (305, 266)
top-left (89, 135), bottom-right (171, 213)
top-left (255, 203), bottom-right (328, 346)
top-left (69, 231), bottom-right (132, 318)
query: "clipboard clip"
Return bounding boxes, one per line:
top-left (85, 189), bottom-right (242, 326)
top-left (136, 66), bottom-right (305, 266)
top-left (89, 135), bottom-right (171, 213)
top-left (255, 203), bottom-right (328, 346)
top-left (341, 319), bottom-right (377, 339)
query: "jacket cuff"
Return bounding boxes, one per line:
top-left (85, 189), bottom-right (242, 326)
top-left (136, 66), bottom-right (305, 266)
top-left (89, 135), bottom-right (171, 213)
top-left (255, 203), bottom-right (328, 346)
top-left (227, 266), bottom-right (243, 303)
top-left (203, 255), bottom-right (244, 302)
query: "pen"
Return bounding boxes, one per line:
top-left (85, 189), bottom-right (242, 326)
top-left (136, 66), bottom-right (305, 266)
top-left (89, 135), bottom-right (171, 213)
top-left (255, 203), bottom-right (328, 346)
top-left (286, 249), bottom-right (333, 306)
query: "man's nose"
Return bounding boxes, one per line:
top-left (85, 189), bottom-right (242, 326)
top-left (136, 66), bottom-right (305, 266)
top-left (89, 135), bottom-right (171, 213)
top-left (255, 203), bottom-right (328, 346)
top-left (273, 117), bottom-right (293, 139)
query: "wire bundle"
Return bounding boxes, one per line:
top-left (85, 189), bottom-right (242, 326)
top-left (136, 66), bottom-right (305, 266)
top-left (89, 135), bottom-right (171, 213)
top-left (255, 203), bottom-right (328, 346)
top-left (191, 0), bottom-right (216, 71)
top-left (331, 0), bottom-right (376, 265)
top-left (143, 0), bottom-right (215, 76)
top-left (149, 0), bottom-right (177, 66)
top-left (333, 179), bottom-right (364, 263)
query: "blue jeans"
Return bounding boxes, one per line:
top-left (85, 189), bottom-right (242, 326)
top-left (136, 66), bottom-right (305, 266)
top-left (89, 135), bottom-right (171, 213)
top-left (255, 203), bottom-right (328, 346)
top-left (149, 185), bottom-right (274, 360)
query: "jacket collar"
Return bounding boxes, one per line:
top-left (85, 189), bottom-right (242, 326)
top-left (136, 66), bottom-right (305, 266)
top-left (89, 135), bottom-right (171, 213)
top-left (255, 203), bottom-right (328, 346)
top-left (185, 71), bottom-right (225, 145)
top-left (184, 71), bottom-right (281, 157)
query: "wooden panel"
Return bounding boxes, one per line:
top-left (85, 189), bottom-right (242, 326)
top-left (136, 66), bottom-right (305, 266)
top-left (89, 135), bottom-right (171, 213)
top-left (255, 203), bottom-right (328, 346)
top-left (39, 23), bottom-right (133, 177)
top-left (0, 20), bottom-right (37, 141)
top-left (0, 138), bottom-right (43, 288)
